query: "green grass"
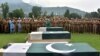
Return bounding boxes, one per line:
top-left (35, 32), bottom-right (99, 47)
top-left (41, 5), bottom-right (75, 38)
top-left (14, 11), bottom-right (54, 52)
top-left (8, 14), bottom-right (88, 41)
top-left (71, 33), bottom-right (100, 51)
top-left (0, 33), bottom-right (27, 48)
top-left (0, 33), bottom-right (100, 51)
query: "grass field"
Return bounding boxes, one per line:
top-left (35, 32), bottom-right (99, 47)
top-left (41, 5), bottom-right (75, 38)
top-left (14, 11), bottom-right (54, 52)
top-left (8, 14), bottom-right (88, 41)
top-left (71, 33), bottom-right (100, 51)
top-left (0, 33), bottom-right (27, 48)
top-left (0, 33), bottom-right (100, 51)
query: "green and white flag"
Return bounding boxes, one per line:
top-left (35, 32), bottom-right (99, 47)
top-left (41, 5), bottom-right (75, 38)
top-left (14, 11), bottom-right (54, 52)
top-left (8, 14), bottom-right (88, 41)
top-left (29, 31), bottom-right (70, 40)
top-left (3, 43), bottom-right (99, 56)
top-left (38, 27), bottom-right (64, 31)
top-left (3, 43), bottom-right (32, 56)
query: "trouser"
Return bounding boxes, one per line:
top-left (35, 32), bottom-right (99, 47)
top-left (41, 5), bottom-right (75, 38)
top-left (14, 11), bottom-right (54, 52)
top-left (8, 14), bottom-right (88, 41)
top-left (0, 24), bottom-right (1, 33)
top-left (10, 28), bottom-right (15, 33)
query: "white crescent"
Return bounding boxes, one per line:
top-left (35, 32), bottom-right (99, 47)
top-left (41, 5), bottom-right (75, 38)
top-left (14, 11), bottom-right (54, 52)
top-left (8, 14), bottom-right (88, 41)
top-left (46, 43), bottom-right (76, 53)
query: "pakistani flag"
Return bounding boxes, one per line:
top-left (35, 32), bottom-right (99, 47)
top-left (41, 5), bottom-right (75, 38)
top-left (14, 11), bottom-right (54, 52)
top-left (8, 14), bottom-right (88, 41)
top-left (2, 43), bottom-right (99, 56)
top-left (38, 27), bottom-right (64, 31)
top-left (28, 31), bottom-right (71, 40)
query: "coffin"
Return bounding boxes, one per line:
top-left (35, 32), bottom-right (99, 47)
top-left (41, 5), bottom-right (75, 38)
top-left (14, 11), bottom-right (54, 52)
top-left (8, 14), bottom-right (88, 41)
top-left (38, 27), bottom-right (64, 31)
top-left (2, 43), bottom-right (99, 56)
top-left (28, 31), bottom-right (71, 40)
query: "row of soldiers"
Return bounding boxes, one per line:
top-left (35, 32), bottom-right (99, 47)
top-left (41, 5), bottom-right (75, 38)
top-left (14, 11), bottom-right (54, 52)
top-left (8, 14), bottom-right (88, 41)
top-left (0, 17), bottom-right (100, 34)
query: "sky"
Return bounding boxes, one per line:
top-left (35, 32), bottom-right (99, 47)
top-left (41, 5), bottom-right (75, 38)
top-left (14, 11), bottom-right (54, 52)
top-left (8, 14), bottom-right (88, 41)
top-left (22, 0), bottom-right (100, 12)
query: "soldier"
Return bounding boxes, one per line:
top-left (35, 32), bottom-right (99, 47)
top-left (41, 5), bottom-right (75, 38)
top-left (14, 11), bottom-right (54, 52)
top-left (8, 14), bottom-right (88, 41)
top-left (79, 20), bottom-right (84, 33)
top-left (83, 20), bottom-right (87, 33)
top-left (24, 18), bottom-right (30, 33)
top-left (17, 18), bottom-right (22, 32)
top-left (77, 20), bottom-right (80, 33)
top-left (96, 20), bottom-right (100, 34)
top-left (90, 20), bottom-right (93, 33)
top-left (21, 19), bottom-right (25, 33)
top-left (14, 18), bottom-right (18, 33)
top-left (30, 19), bottom-right (35, 31)
top-left (38, 18), bottom-right (41, 27)
top-left (62, 18), bottom-right (66, 27)
top-left (45, 18), bottom-right (51, 27)
top-left (86, 20), bottom-right (89, 33)
top-left (92, 20), bottom-right (97, 34)
top-left (56, 17), bottom-right (60, 27)
top-left (68, 20), bottom-right (72, 32)
top-left (3, 19), bottom-right (5, 33)
top-left (57, 19), bottom-right (61, 27)
top-left (0, 18), bottom-right (2, 33)
top-left (41, 17), bottom-right (45, 26)
top-left (71, 19), bottom-right (75, 33)
top-left (51, 18), bottom-right (54, 27)
top-left (34, 19), bottom-right (38, 31)
top-left (9, 19), bottom-right (15, 33)
top-left (74, 19), bottom-right (78, 33)
top-left (27, 19), bottom-right (31, 33)
top-left (2, 19), bottom-right (9, 33)
top-left (1, 19), bottom-right (4, 33)
top-left (52, 18), bottom-right (57, 27)
top-left (40, 18), bottom-right (45, 27)
top-left (64, 19), bottom-right (70, 31)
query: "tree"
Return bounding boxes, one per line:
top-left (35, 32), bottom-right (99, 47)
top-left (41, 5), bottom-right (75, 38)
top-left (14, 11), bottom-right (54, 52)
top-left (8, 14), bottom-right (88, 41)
top-left (1, 2), bottom-right (9, 19)
top-left (64, 9), bottom-right (70, 18)
top-left (97, 8), bottom-right (100, 13)
top-left (97, 8), bottom-right (100, 18)
top-left (69, 13), bottom-right (81, 19)
top-left (28, 12), bottom-right (33, 18)
top-left (43, 11), bottom-right (47, 17)
top-left (85, 8), bottom-right (100, 18)
top-left (50, 12), bottom-right (54, 17)
top-left (90, 12), bottom-right (99, 18)
top-left (12, 8), bottom-right (24, 18)
top-left (8, 12), bottom-right (13, 18)
top-left (85, 13), bottom-right (92, 18)
top-left (32, 6), bottom-right (41, 18)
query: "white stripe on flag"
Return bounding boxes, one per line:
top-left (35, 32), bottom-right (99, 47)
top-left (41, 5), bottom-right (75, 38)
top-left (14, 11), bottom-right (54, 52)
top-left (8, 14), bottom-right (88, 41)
top-left (30, 32), bottom-right (43, 40)
top-left (38, 27), bottom-right (47, 32)
top-left (3, 43), bottom-right (32, 56)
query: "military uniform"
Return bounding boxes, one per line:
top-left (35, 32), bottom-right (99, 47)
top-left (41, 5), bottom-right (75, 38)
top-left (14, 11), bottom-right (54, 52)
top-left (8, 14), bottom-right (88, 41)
top-left (0, 19), bottom-right (2, 33)
top-left (96, 20), bottom-right (100, 34)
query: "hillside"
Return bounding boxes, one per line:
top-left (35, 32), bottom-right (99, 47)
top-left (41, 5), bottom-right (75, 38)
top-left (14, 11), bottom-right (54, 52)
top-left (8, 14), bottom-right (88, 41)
top-left (0, 0), bottom-right (86, 16)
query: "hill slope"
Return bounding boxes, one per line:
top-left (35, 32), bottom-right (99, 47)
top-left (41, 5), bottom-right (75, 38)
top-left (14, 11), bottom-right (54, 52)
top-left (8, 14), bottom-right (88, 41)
top-left (0, 0), bottom-right (86, 16)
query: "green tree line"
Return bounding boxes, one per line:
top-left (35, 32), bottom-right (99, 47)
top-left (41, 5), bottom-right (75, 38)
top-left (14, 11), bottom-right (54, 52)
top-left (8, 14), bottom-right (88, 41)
top-left (85, 8), bottom-right (100, 18)
top-left (64, 9), bottom-right (81, 19)
top-left (1, 2), bottom-right (100, 19)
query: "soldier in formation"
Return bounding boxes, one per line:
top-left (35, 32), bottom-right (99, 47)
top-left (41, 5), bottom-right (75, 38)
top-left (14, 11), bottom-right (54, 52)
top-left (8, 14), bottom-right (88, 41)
top-left (0, 17), bottom-right (100, 34)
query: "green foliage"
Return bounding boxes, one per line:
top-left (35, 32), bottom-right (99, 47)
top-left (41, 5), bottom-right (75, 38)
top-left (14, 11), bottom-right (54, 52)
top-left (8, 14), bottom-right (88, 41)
top-left (90, 12), bottom-right (99, 18)
top-left (97, 8), bottom-right (100, 13)
top-left (85, 8), bottom-right (100, 18)
top-left (64, 9), bottom-right (70, 17)
top-left (0, 14), bottom-right (2, 18)
top-left (0, 33), bottom-right (100, 51)
top-left (28, 12), bottom-right (33, 18)
top-left (1, 2), bottom-right (9, 19)
top-left (69, 13), bottom-right (81, 19)
top-left (9, 8), bottom-right (24, 18)
top-left (97, 8), bottom-right (100, 18)
top-left (71, 33), bottom-right (100, 51)
top-left (64, 9), bottom-right (81, 19)
top-left (85, 13), bottom-right (91, 18)
top-left (50, 12), bottom-right (54, 17)
top-left (8, 12), bottom-right (13, 18)
top-left (85, 12), bottom-right (99, 18)
top-left (0, 33), bottom-right (27, 48)
top-left (32, 6), bottom-right (41, 18)
top-left (43, 11), bottom-right (47, 17)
